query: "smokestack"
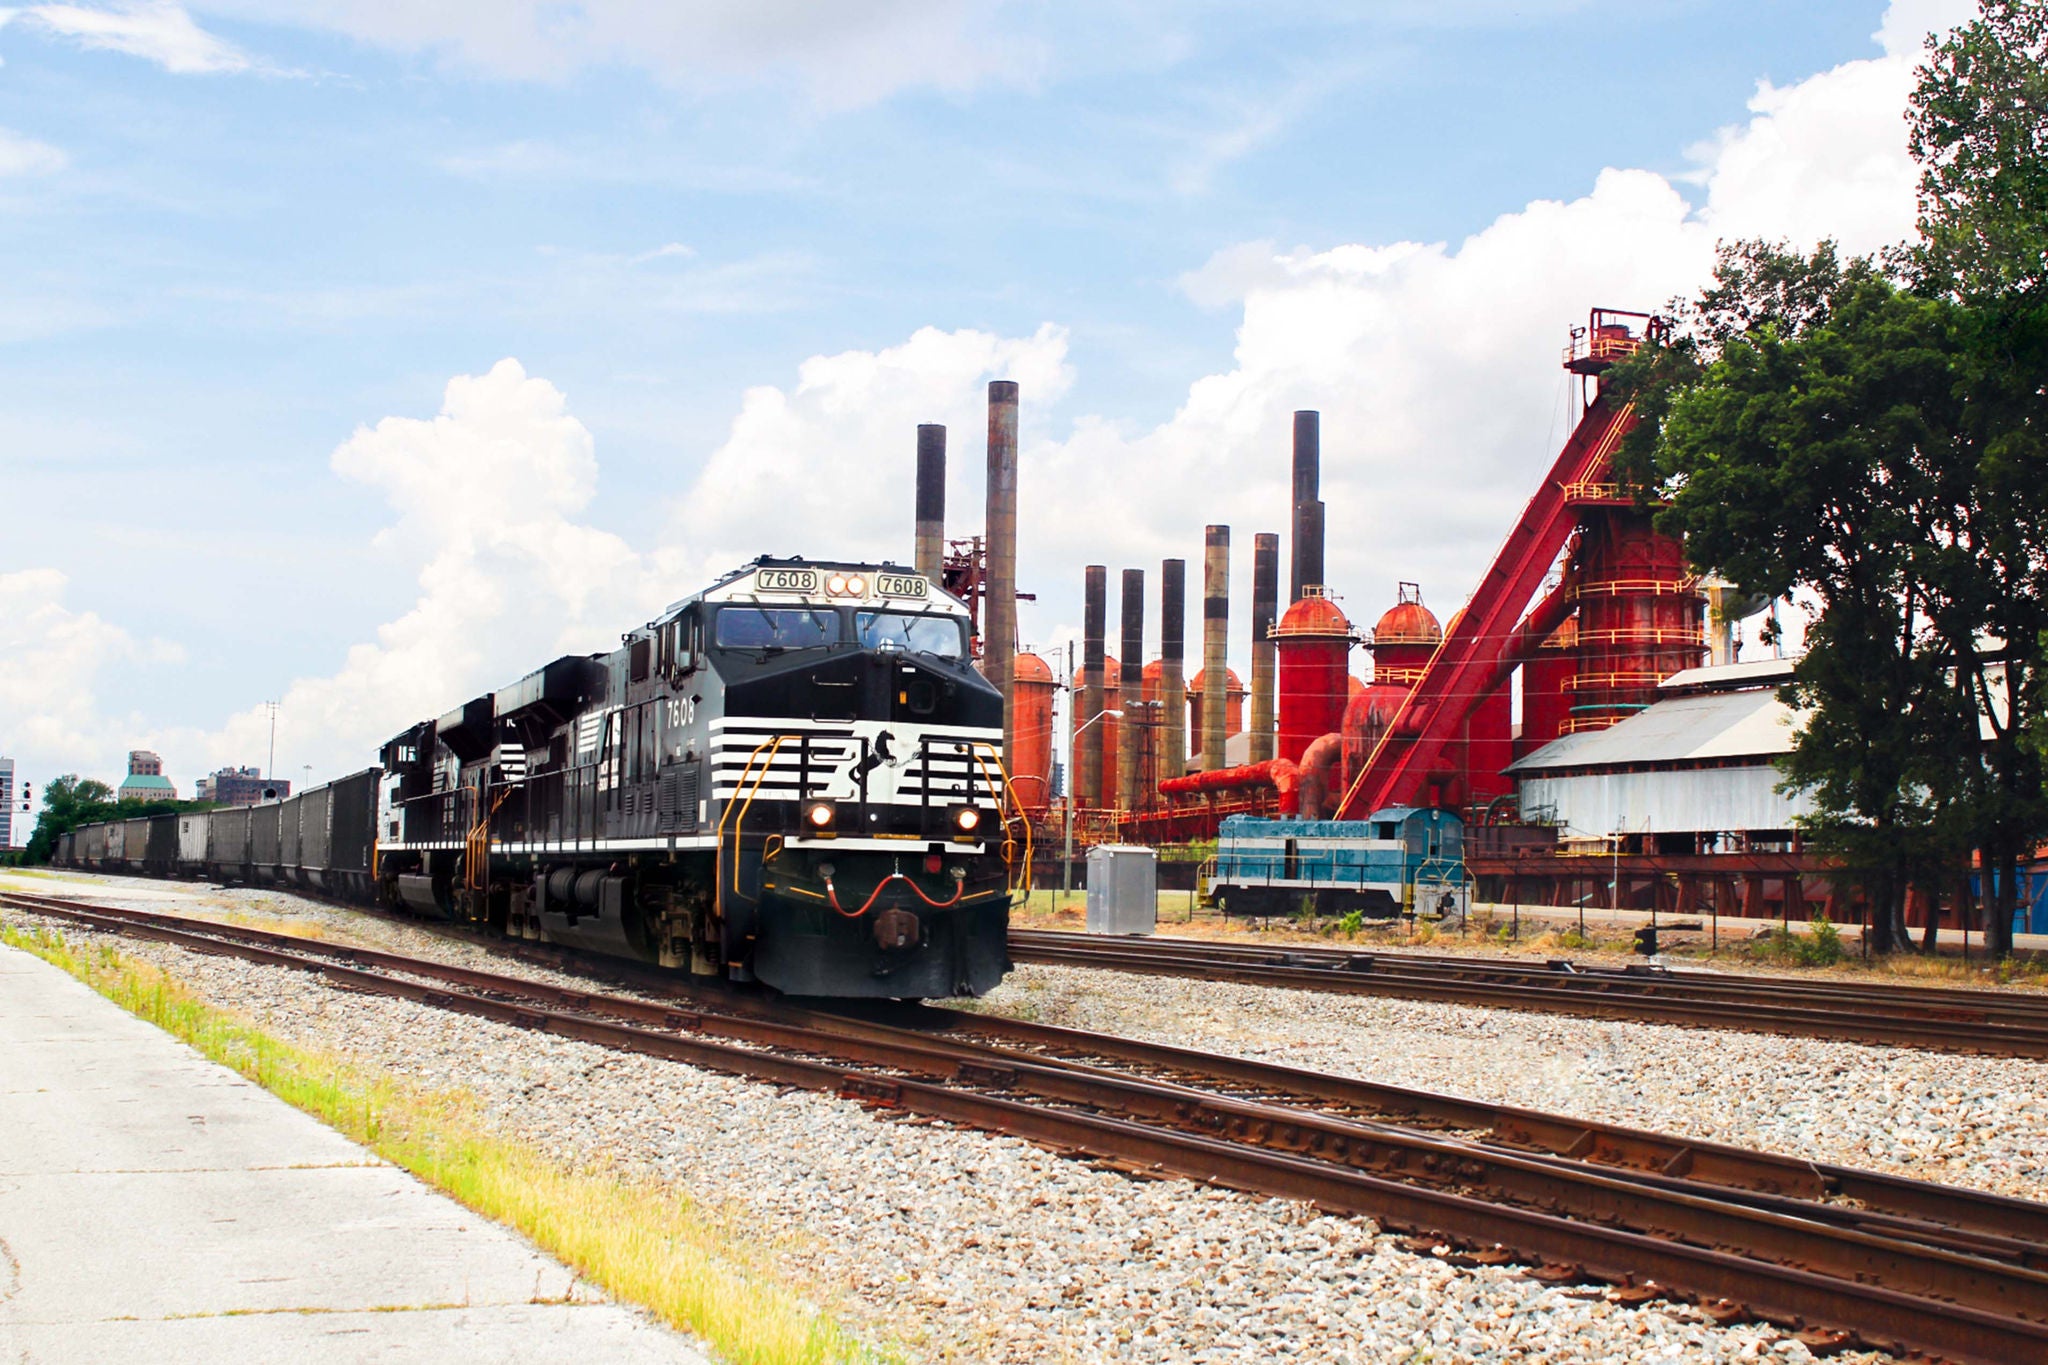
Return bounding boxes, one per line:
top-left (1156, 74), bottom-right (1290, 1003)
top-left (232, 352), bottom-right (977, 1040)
top-left (1081, 565), bottom-right (1107, 809)
top-left (1250, 532), bottom-right (1279, 763)
top-left (1290, 410), bottom-right (1322, 602)
top-left (914, 424), bottom-right (945, 582)
top-left (1202, 526), bottom-right (1229, 772)
top-left (1160, 558), bottom-right (1187, 783)
top-left (985, 381), bottom-right (1020, 760)
top-left (1118, 569), bottom-right (1145, 812)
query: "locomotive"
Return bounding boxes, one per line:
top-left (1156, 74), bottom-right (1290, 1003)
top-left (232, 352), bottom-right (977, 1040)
top-left (374, 557), bottom-right (1023, 998)
top-left (56, 557), bottom-right (1025, 1000)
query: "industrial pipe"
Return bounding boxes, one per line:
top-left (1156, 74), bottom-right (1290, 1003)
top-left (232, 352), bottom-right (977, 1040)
top-left (985, 381), bottom-right (1019, 762)
top-left (1294, 732), bottom-right (1343, 820)
top-left (1119, 568), bottom-right (1145, 812)
top-left (1157, 757), bottom-right (1302, 816)
top-left (1202, 526), bottom-right (1229, 772)
top-left (1290, 411), bottom-right (1320, 603)
top-left (914, 424), bottom-right (945, 582)
top-left (1160, 558), bottom-right (1187, 783)
top-left (1250, 532), bottom-right (1279, 764)
top-left (1081, 565), bottom-right (1107, 809)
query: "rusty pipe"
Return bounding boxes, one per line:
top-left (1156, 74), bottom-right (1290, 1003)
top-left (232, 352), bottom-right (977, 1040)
top-left (1160, 557), bottom-right (1187, 783)
top-left (1119, 568), bottom-right (1145, 812)
top-left (1081, 565), bottom-right (1107, 809)
top-left (1250, 532), bottom-right (1279, 764)
top-left (1202, 525), bottom-right (1229, 772)
top-left (985, 381), bottom-right (1019, 762)
top-left (914, 423), bottom-right (945, 583)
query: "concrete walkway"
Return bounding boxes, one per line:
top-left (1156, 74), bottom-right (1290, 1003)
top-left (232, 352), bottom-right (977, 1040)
top-left (0, 943), bottom-right (716, 1364)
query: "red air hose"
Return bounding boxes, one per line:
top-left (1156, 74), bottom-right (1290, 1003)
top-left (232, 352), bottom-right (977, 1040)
top-left (824, 872), bottom-right (965, 918)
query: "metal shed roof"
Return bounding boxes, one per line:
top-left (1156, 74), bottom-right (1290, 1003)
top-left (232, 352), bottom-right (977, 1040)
top-left (1509, 686), bottom-right (1805, 774)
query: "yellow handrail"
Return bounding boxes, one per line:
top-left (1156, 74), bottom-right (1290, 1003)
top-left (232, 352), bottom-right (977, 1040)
top-left (967, 742), bottom-right (1035, 897)
top-left (714, 734), bottom-right (790, 918)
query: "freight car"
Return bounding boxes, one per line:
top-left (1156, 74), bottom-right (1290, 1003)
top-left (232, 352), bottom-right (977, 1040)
top-left (58, 557), bottom-right (1025, 1000)
top-left (58, 768), bottom-right (384, 896)
top-left (1209, 807), bottom-right (1469, 920)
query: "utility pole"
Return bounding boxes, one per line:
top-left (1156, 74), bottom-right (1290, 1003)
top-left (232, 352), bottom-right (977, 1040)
top-left (264, 700), bottom-right (280, 779)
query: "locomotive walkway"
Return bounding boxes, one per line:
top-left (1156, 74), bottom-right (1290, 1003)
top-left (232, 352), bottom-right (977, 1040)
top-left (0, 942), bottom-right (712, 1365)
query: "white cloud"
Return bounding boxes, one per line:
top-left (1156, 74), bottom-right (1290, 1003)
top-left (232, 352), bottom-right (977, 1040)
top-left (668, 323), bottom-right (1074, 585)
top-left (0, 568), bottom-right (182, 781)
top-left (12, 2), bottom-right (251, 74)
top-left (0, 126), bottom-right (65, 175)
top-left (202, 0), bottom-right (1040, 107)
top-left (0, 0), bottom-right (1971, 783)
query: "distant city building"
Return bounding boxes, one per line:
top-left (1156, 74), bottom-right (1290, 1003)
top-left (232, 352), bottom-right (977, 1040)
top-left (117, 750), bottom-right (177, 804)
top-left (0, 757), bottom-right (15, 849)
top-left (193, 765), bottom-right (287, 807)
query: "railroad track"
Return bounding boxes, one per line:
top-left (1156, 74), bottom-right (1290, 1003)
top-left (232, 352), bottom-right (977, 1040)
top-left (6, 890), bottom-right (2048, 1362)
top-left (1008, 928), bottom-right (2048, 1058)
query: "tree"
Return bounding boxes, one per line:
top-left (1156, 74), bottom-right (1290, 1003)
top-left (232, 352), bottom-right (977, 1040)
top-left (24, 774), bottom-right (117, 864)
top-left (1907, 0), bottom-right (2048, 301)
top-left (1613, 243), bottom-right (1979, 951)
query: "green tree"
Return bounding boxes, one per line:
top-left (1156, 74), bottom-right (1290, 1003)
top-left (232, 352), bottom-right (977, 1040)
top-left (24, 774), bottom-right (117, 864)
top-left (1907, 0), bottom-right (2048, 301)
top-left (1614, 244), bottom-right (1978, 951)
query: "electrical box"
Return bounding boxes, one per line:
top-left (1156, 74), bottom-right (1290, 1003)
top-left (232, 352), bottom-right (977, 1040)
top-left (1085, 845), bottom-right (1158, 935)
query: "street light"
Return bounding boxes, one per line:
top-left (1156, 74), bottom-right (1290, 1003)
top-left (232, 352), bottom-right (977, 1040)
top-left (1063, 708), bottom-right (1124, 908)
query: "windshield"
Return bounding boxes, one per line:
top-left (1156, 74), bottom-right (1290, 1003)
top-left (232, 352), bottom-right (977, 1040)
top-left (714, 606), bottom-right (843, 651)
top-left (856, 610), bottom-right (966, 659)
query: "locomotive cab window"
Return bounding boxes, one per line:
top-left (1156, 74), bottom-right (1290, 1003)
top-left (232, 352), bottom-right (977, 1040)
top-left (855, 610), bottom-right (966, 659)
top-left (714, 606), bottom-right (842, 651)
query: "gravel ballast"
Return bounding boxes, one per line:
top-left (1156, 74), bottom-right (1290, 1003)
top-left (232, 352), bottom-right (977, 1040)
top-left (0, 872), bottom-right (1935, 1362)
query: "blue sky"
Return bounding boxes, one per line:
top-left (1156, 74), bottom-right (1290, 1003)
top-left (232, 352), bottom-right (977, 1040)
top-left (0, 0), bottom-right (1967, 797)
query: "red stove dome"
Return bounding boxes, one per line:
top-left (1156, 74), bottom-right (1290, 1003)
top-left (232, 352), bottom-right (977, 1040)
top-left (1372, 597), bottom-right (1442, 648)
top-left (1275, 592), bottom-right (1354, 639)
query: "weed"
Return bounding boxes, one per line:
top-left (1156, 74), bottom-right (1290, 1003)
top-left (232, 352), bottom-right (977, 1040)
top-left (1334, 910), bottom-right (1365, 938)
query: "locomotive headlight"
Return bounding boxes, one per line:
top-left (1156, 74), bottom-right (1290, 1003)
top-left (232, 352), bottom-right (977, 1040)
top-left (802, 800), bottom-right (838, 837)
top-left (949, 805), bottom-right (984, 841)
top-left (825, 574), bottom-right (848, 595)
top-left (845, 574), bottom-right (867, 596)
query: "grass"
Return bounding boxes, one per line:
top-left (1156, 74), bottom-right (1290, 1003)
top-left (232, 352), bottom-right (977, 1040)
top-left (1, 922), bottom-right (882, 1365)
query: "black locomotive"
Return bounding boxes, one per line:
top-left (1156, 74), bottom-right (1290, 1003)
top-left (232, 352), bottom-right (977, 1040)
top-left (374, 557), bottom-right (1022, 997)
top-left (57, 558), bottom-right (1024, 999)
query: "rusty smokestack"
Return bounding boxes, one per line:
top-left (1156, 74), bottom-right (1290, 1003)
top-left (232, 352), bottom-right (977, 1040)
top-left (1160, 558), bottom-right (1187, 782)
top-left (1118, 569), bottom-right (1145, 812)
top-left (1290, 410), bottom-right (1322, 602)
top-left (914, 423), bottom-right (945, 582)
top-left (1081, 565), bottom-right (1107, 809)
top-left (1202, 525), bottom-right (1229, 771)
top-left (985, 381), bottom-right (1019, 760)
top-left (1250, 532), bottom-right (1279, 763)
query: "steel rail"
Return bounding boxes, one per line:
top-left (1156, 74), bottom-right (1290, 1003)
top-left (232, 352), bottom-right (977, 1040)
top-left (1007, 929), bottom-right (2048, 1057)
top-left (8, 888), bottom-right (2045, 1251)
top-left (1016, 929), bottom-right (2048, 1019)
top-left (7, 892), bottom-right (2048, 1362)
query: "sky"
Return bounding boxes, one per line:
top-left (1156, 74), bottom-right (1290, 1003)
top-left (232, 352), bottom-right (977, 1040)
top-left (0, 0), bottom-right (1979, 806)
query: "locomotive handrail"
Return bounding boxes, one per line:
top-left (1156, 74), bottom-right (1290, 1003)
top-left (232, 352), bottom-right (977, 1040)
top-left (967, 742), bottom-right (1035, 898)
top-left (715, 733), bottom-right (792, 917)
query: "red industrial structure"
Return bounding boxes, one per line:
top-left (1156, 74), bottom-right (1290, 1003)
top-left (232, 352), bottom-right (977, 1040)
top-left (1010, 651), bottom-right (1057, 816)
top-left (1124, 309), bottom-right (1705, 838)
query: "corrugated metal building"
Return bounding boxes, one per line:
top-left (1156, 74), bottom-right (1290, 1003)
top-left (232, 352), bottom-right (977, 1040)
top-left (1509, 659), bottom-right (1814, 840)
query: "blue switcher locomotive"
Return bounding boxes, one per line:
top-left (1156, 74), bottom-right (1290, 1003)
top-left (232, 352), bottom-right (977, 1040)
top-left (1209, 807), bottom-right (1468, 921)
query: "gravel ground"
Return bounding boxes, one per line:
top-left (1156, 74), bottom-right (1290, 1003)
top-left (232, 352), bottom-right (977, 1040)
top-left (977, 964), bottom-right (2048, 1204)
top-left (0, 871), bottom-right (1914, 1363)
